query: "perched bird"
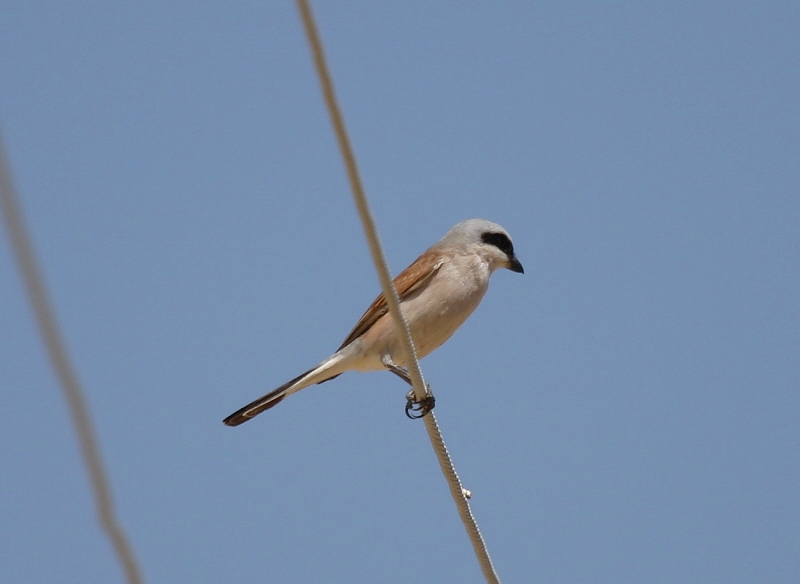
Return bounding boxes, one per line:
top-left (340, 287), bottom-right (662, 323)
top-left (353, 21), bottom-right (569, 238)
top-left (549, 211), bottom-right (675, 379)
top-left (223, 218), bottom-right (523, 426)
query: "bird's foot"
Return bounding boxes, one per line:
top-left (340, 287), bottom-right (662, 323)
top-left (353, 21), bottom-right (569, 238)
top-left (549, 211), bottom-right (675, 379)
top-left (405, 387), bottom-right (435, 419)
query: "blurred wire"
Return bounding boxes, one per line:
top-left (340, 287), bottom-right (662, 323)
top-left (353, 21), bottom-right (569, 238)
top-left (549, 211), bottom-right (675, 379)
top-left (0, 129), bottom-right (144, 584)
top-left (295, 2), bottom-right (501, 582)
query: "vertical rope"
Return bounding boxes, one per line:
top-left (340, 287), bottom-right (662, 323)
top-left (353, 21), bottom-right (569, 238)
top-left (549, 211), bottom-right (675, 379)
top-left (295, 3), bottom-right (501, 582)
top-left (294, 0), bottom-right (427, 400)
top-left (0, 130), bottom-right (144, 584)
top-left (425, 412), bottom-right (500, 583)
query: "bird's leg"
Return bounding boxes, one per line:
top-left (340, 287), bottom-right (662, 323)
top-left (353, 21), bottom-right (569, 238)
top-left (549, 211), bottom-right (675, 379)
top-left (380, 354), bottom-right (435, 419)
top-left (381, 354), bottom-right (412, 385)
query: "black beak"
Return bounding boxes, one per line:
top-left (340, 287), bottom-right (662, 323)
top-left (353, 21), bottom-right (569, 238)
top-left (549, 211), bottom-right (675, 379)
top-left (508, 256), bottom-right (524, 274)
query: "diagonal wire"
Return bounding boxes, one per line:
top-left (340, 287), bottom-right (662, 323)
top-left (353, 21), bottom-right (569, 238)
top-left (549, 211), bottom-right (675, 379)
top-left (295, 2), bottom-right (501, 582)
top-left (0, 129), bottom-right (144, 584)
top-left (294, 0), bottom-right (427, 401)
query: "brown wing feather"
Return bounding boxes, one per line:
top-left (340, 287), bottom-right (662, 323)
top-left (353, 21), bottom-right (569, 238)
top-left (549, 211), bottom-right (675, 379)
top-left (337, 251), bottom-right (444, 350)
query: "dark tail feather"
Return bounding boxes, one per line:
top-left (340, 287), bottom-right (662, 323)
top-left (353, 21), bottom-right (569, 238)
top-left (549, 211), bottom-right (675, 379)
top-left (223, 369), bottom-right (342, 427)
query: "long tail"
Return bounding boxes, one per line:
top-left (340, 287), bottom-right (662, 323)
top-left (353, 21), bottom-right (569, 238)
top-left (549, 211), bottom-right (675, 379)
top-left (223, 355), bottom-right (345, 426)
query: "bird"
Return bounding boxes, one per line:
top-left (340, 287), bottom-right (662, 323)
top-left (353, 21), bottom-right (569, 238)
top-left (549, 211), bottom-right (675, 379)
top-left (223, 218), bottom-right (523, 426)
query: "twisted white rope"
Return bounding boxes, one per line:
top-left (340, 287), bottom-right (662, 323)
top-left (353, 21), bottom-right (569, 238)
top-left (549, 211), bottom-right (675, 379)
top-left (296, 3), bottom-right (500, 582)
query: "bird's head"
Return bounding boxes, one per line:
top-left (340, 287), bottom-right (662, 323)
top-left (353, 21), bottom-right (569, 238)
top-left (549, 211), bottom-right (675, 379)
top-left (438, 218), bottom-right (524, 274)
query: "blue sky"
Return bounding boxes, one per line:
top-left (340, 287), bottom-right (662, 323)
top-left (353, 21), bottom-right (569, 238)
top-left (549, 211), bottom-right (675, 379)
top-left (1, 3), bottom-right (798, 583)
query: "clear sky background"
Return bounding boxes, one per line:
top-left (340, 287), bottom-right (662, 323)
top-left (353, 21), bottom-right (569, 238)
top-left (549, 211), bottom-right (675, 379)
top-left (1, 3), bottom-right (798, 583)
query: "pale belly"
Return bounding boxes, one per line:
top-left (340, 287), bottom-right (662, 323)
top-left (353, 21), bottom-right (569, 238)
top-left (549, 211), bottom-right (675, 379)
top-left (347, 260), bottom-right (490, 370)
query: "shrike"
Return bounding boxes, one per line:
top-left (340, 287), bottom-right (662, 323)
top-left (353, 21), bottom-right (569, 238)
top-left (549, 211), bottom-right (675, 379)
top-left (223, 218), bottom-right (523, 426)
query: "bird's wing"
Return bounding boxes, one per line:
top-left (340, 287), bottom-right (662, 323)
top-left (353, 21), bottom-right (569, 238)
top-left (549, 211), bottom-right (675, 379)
top-left (337, 250), bottom-right (444, 350)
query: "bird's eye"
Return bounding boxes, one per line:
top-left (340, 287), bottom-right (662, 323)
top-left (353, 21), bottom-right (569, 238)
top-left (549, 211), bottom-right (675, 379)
top-left (481, 232), bottom-right (514, 256)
